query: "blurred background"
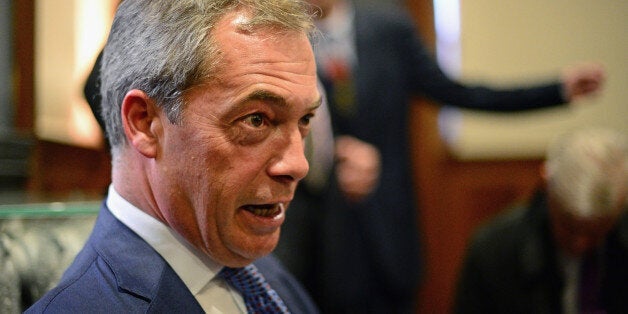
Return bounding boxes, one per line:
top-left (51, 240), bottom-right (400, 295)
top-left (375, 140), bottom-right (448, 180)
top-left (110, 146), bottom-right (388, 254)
top-left (0, 0), bottom-right (625, 312)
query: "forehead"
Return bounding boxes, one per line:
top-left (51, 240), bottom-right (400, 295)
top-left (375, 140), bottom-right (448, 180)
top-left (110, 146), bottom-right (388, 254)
top-left (200, 9), bottom-right (317, 99)
top-left (212, 9), bottom-right (313, 60)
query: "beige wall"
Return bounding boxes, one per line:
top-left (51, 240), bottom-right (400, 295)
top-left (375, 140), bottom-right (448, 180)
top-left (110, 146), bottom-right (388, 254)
top-left (445, 0), bottom-right (627, 159)
top-left (35, 0), bottom-right (117, 148)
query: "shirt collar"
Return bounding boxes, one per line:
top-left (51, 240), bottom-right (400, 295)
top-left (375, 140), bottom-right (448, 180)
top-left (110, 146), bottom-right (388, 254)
top-left (106, 185), bottom-right (222, 294)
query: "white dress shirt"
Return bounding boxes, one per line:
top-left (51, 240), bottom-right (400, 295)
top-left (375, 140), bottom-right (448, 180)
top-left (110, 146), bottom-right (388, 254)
top-left (106, 185), bottom-right (246, 313)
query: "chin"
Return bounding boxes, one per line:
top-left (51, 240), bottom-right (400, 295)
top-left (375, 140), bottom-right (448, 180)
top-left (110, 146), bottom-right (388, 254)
top-left (227, 237), bottom-right (279, 266)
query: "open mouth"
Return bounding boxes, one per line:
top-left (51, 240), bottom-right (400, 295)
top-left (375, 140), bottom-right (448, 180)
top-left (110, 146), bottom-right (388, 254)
top-left (242, 203), bottom-right (283, 218)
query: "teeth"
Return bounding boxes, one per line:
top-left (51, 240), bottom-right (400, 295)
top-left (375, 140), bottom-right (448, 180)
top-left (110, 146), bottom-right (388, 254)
top-left (252, 208), bottom-right (276, 217)
top-left (245, 204), bottom-right (281, 217)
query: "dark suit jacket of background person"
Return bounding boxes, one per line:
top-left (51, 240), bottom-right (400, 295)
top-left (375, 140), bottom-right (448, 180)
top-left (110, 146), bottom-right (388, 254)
top-left (306, 2), bottom-right (570, 313)
top-left (25, 203), bottom-right (319, 313)
top-left (454, 190), bottom-right (628, 313)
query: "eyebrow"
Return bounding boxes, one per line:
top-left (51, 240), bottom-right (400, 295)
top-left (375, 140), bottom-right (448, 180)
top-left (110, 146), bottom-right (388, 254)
top-left (245, 90), bottom-right (322, 111)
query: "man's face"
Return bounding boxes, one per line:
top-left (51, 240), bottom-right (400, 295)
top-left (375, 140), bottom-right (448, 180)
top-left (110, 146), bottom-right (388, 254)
top-left (151, 11), bottom-right (320, 267)
top-left (548, 192), bottom-right (624, 257)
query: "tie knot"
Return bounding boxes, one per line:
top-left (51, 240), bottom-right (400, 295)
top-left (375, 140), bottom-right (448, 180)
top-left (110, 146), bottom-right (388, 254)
top-left (219, 265), bottom-right (269, 296)
top-left (219, 264), bottom-right (290, 314)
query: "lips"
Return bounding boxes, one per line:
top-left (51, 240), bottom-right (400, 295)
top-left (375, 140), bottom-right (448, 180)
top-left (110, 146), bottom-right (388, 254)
top-left (238, 202), bottom-right (286, 235)
top-left (242, 203), bottom-right (284, 218)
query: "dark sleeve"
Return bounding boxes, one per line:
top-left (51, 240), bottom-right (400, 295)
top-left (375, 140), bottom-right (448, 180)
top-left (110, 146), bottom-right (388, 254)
top-left (84, 50), bottom-right (106, 133)
top-left (396, 11), bottom-right (566, 112)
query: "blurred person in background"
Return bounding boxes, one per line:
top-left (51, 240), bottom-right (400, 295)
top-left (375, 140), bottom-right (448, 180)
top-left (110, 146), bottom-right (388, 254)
top-left (455, 127), bottom-right (628, 313)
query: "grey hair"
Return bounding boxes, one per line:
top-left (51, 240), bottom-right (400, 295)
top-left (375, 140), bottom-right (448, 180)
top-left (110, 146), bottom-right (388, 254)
top-left (100, 0), bottom-right (315, 153)
top-left (545, 128), bottom-right (628, 219)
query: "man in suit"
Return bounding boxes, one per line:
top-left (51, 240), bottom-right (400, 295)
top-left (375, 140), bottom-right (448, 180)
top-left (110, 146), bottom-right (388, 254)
top-left (27, 0), bottom-right (320, 312)
top-left (276, 0), bottom-right (606, 313)
top-left (455, 128), bottom-right (628, 313)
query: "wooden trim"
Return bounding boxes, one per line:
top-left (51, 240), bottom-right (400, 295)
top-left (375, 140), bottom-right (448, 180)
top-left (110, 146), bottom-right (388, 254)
top-left (405, 0), bottom-right (436, 53)
top-left (13, 0), bottom-right (35, 131)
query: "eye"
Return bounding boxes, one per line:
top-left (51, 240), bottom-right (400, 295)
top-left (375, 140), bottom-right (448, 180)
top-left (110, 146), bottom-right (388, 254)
top-left (231, 112), bottom-right (272, 145)
top-left (299, 113), bottom-right (314, 127)
top-left (243, 113), bottom-right (266, 128)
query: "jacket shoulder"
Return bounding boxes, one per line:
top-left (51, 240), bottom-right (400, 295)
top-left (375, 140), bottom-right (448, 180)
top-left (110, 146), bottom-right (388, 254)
top-left (26, 205), bottom-right (202, 313)
top-left (25, 248), bottom-right (150, 313)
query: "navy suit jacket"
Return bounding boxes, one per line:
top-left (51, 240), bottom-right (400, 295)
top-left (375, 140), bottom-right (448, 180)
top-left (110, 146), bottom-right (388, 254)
top-left (26, 203), bottom-right (318, 313)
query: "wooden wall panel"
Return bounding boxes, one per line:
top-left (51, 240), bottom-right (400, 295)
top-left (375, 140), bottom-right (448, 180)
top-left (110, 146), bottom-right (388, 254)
top-left (14, 0), bottom-right (35, 131)
top-left (28, 141), bottom-right (111, 200)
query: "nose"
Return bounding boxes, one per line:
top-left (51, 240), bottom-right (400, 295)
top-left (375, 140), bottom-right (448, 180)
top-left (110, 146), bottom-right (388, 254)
top-left (268, 129), bottom-right (309, 182)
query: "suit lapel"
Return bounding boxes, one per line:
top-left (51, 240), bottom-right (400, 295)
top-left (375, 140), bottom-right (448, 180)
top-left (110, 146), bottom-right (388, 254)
top-left (93, 205), bottom-right (203, 312)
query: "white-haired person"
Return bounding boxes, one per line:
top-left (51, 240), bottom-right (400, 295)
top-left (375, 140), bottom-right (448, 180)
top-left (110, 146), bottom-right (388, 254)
top-left (455, 128), bottom-right (628, 313)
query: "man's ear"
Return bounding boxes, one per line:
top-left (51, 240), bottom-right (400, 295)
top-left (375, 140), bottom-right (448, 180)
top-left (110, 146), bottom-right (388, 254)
top-left (121, 89), bottom-right (162, 158)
